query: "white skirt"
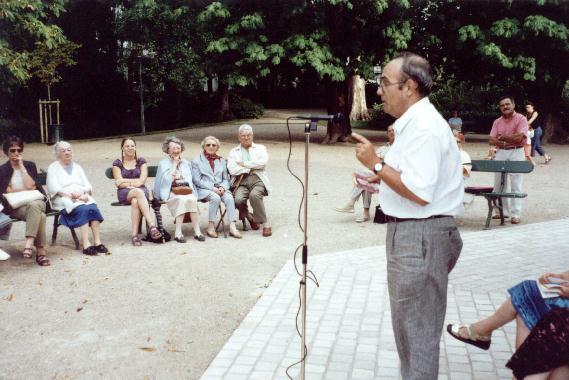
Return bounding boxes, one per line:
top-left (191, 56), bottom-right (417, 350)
top-left (166, 192), bottom-right (198, 219)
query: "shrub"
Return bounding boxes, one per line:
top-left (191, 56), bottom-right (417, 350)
top-left (230, 93), bottom-right (264, 119)
top-left (368, 103), bottom-right (395, 130)
top-left (0, 118), bottom-right (39, 143)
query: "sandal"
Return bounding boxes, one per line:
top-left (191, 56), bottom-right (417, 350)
top-left (131, 235), bottom-right (142, 246)
top-left (149, 226), bottom-right (162, 240)
top-left (82, 246), bottom-right (98, 256)
top-left (36, 254), bottom-right (50, 266)
top-left (22, 247), bottom-right (33, 259)
top-left (446, 324), bottom-right (491, 350)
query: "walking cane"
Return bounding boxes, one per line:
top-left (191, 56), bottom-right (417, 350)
top-left (216, 174), bottom-right (245, 232)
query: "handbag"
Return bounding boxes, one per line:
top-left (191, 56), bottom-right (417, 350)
top-left (373, 204), bottom-right (387, 224)
top-left (171, 181), bottom-right (192, 196)
top-left (3, 190), bottom-right (45, 209)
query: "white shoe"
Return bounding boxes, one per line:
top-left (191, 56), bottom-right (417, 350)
top-left (334, 205), bottom-right (355, 213)
top-left (355, 215), bottom-right (371, 223)
top-left (0, 249), bottom-right (10, 261)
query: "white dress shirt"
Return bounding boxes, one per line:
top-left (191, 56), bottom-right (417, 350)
top-left (379, 97), bottom-right (463, 218)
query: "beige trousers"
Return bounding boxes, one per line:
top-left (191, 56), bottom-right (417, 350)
top-left (10, 199), bottom-right (46, 246)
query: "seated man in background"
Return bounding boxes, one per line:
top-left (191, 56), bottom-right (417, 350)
top-left (227, 124), bottom-right (272, 237)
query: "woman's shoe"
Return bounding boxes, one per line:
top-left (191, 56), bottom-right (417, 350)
top-left (22, 247), bottom-right (33, 259)
top-left (207, 229), bottom-right (218, 238)
top-left (355, 215), bottom-right (371, 223)
top-left (95, 244), bottom-right (109, 254)
top-left (174, 236), bottom-right (186, 243)
top-left (229, 229), bottom-right (242, 239)
top-left (194, 235), bottom-right (206, 242)
top-left (82, 246), bottom-right (98, 256)
top-left (545, 154), bottom-right (551, 164)
top-left (446, 324), bottom-right (491, 350)
top-left (36, 254), bottom-right (50, 266)
top-left (334, 205), bottom-right (355, 213)
top-left (131, 235), bottom-right (143, 246)
top-left (149, 226), bottom-right (163, 240)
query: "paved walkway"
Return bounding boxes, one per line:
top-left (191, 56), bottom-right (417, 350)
top-left (200, 219), bottom-right (569, 380)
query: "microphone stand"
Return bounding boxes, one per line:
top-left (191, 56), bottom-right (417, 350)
top-left (299, 119), bottom-right (317, 380)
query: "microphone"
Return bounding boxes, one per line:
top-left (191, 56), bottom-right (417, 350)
top-left (295, 113), bottom-right (344, 122)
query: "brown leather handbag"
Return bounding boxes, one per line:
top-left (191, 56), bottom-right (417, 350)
top-left (171, 181), bottom-right (192, 195)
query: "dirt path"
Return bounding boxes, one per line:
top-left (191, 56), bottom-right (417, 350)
top-left (1, 113), bottom-right (567, 379)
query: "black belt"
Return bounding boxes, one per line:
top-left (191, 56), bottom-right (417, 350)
top-left (386, 215), bottom-right (450, 223)
top-left (500, 146), bottom-right (524, 150)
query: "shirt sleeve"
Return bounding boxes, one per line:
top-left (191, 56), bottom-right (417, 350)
top-left (516, 115), bottom-right (529, 137)
top-left (489, 120), bottom-right (499, 138)
top-left (112, 159), bottom-right (122, 168)
top-left (227, 148), bottom-right (250, 176)
top-left (243, 145), bottom-right (268, 169)
top-left (398, 130), bottom-right (443, 204)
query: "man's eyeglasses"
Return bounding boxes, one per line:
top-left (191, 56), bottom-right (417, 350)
top-left (378, 77), bottom-right (406, 91)
top-left (9, 148), bottom-right (23, 153)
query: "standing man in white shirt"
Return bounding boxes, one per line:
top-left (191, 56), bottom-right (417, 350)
top-left (227, 124), bottom-right (272, 237)
top-left (353, 52), bottom-right (464, 380)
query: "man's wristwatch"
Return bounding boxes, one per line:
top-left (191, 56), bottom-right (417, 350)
top-left (373, 162), bottom-right (383, 174)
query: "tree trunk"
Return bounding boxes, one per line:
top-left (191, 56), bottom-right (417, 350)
top-left (217, 82), bottom-right (233, 121)
top-left (348, 75), bottom-right (370, 121)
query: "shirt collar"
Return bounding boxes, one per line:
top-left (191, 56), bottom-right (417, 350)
top-left (393, 97), bottom-right (430, 135)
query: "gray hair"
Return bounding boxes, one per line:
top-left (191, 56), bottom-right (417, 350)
top-left (53, 140), bottom-right (72, 159)
top-left (238, 124), bottom-right (253, 135)
top-left (162, 136), bottom-right (185, 154)
top-left (201, 136), bottom-right (221, 149)
top-left (394, 52), bottom-right (432, 97)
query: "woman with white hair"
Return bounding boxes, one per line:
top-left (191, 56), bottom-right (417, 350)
top-left (154, 136), bottom-right (204, 243)
top-left (191, 136), bottom-right (241, 238)
top-left (47, 141), bottom-right (107, 256)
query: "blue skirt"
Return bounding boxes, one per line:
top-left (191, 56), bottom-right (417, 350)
top-left (59, 204), bottom-right (104, 229)
top-left (508, 280), bottom-right (569, 330)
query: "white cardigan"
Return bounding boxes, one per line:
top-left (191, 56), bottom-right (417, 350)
top-left (47, 161), bottom-right (95, 212)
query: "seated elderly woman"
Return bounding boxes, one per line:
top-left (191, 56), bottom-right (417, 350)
top-left (447, 269), bottom-right (569, 351)
top-left (154, 136), bottom-right (204, 243)
top-left (47, 141), bottom-right (107, 256)
top-left (191, 136), bottom-right (241, 239)
top-left (112, 137), bottom-right (162, 246)
top-left (0, 136), bottom-right (49, 266)
top-left (506, 308), bottom-right (569, 380)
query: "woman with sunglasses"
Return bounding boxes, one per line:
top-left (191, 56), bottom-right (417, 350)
top-left (192, 136), bottom-right (241, 238)
top-left (112, 137), bottom-right (162, 246)
top-left (0, 136), bottom-right (49, 266)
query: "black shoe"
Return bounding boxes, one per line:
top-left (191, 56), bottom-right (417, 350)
top-left (95, 244), bottom-right (108, 254)
top-left (82, 246), bottom-right (98, 256)
top-left (194, 235), bottom-right (206, 242)
top-left (174, 236), bottom-right (187, 243)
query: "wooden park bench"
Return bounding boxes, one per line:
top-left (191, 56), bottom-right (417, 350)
top-left (8, 170), bottom-right (81, 249)
top-left (465, 160), bottom-right (534, 230)
top-left (104, 166), bottom-right (235, 238)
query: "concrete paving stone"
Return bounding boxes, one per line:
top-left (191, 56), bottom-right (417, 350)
top-left (351, 368), bottom-right (375, 379)
top-left (353, 358), bottom-right (375, 371)
top-left (305, 363), bottom-right (326, 373)
top-left (447, 354), bottom-right (471, 364)
top-left (449, 372), bottom-right (473, 380)
top-left (377, 366), bottom-right (400, 377)
top-left (324, 370), bottom-right (350, 380)
top-left (200, 220), bottom-right (569, 380)
top-left (249, 371), bottom-right (275, 380)
top-left (233, 355), bottom-right (258, 366)
top-left (227, 364), bottom-right (253, 375)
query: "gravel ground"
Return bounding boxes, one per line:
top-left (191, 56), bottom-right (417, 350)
top-left (1, 110), bottom-right (567, 379)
